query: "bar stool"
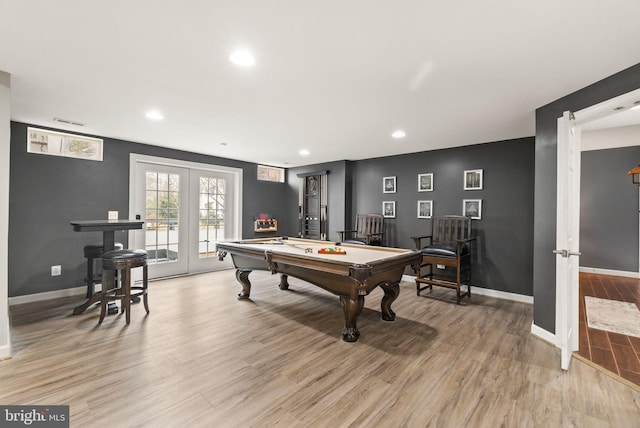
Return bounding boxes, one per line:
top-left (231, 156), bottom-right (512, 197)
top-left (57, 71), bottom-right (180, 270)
top-left (83, 243), bottom-right (123, 298)
top-left (98, 249), bottom-right (149, 325)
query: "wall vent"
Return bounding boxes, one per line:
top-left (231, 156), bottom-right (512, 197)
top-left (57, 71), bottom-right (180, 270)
top-left (53, 117), bottom-right (85, 127)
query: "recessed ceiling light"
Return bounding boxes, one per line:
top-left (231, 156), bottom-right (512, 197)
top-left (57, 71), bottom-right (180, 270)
top-left (299, 149), bottom-right (310, 156)
top-left (146, 111), bottom-right (164, 121)
top-left (220, 142), bottom-right (227, 147)
top-left (392, 130), bottom-right (406, 139)
top-left (229, 50), bottom-right (255, 67)
top-left (631, 101), bottom-right (640, 110)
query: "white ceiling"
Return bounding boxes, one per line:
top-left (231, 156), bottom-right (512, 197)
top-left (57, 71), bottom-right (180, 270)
top-left (2, 1), bottom-right (640, 167)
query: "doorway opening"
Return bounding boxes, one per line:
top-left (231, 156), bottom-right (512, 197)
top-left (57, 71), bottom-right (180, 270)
top-left (129, 154), bottom-right (242, 279)
top-left (556, 87), bottom-right (640, 372)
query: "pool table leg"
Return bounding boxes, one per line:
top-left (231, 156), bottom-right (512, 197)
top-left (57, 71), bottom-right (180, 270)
top-left (340, 295), bottom-right (364, 342)
top-left (379, 281), bottom-right (399, 321)
top-left (236, 269), bottom-right (252, 300)
top-left (278, 274), bottom-right (290, 290)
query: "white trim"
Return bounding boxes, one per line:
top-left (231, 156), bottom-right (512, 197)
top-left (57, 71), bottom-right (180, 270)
top-left (531, 322), bottom-right (557, 346)
top-left (129, 153), bottom-right (244, 175)
top-left (573, 88), bottom-right (640, 125)
top-left (579, 266), bottom-right (640, 279)
top-left (0, 344), bottom-right (10, 360)
top-left (0, 70), bottom-right (11, 360)
top-left (472, 286), bottom-right (533, 304)
top-left (401, 275), bottom-right (533, 304)
top-left (9, 286), bottom-right (85, 306)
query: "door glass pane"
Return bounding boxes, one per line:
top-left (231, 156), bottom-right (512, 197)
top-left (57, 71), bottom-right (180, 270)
top-left (145, 171), bottom-right (181, 264)
top-left (199, 176), bottom-right (226, 258)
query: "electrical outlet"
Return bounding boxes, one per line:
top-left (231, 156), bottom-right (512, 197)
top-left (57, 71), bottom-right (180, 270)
top-left (436, 264), bottom-right (445, 270)
top-left (108, 211), bottom-right (118, 220)
top-left (51, 265), bottom-right (61, 276)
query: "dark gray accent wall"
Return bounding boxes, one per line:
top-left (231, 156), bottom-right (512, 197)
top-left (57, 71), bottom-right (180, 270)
top-left (534, 62), bottom-right (640, 333)
top-left (351, 137), bottom-right (535, 295)
top-left (580, 147), bottom-right (640, 272)
top-left (8, 121), bottom-right (286, 297)
top-left (284, 161), bottom-right (349, 242)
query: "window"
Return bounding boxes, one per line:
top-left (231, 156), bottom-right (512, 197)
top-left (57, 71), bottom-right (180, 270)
top-left (27, 127), bottom-right (103, 161)
top-left (257, 165), bottom-right (285, 182)
top-left (145, 171), bottom-right (181, 264)
top-left (198, 176), bottom-right (226, 258)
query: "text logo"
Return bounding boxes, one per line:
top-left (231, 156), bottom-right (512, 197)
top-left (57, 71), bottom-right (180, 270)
top-left (1, 406), bottom-right (69, 427)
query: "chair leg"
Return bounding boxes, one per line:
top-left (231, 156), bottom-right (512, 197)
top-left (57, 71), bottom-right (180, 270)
top-left (456, 265), bottom-right (462, 304)
top-left (86, 256), bottom-right (94, 298)
top-left (121, 269), bottom-right (131, 325)
top-left (142, 265), bottom-right (149, 314)
top-left (98, 288), bottom-right (108, 325)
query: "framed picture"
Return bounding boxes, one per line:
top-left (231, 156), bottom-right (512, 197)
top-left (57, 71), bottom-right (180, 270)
top-left (463, 199), bottom-right (482, 220)
top-left (464, 169), bottom-right (483, 190)
top-left (417, 200), bottom-right (433, 219)
top-left (383, 176), bottom-right (396, 193)
top-left (418, 173), bottom-right (433, 192)
top-left (383, 201), bottom-right (396, 218)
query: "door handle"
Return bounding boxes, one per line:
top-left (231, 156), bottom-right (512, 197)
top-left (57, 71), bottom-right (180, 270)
top-left (553, 249), bottom-right (581, 258)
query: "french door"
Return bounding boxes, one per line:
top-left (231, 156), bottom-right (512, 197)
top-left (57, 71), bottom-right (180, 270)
top-left (130, 155), bottom-right (242, 279)
top-left (138, 164), bottom-right (189, 278)
top-left (188, 169), bottom-right (238, 273)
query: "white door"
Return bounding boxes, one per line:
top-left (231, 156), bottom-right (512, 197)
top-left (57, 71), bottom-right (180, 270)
top-left (188, 169), bottom-right (236, 273)
top-left (130, 155), bottom-right (242, 279)
top-left (555, 111), bottom-right (581, 370)
top-left (135, 163), bottom-right (190, 279)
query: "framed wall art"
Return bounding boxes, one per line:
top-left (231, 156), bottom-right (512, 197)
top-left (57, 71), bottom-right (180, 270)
top-left (383, 176), bottom-right (396, 193)
top-left (383, 201), bottom-right (396, 218)
top-left (464, 169), bottom-right (483, 190)
top-left (417, 200), bottom-right (433, 219)
top-left (418, 173), bottom-right (433, 192)
top-left (463, 199), bottom-right (482, 220)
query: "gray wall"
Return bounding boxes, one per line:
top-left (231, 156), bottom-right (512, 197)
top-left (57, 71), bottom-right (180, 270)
top-left (8, 121), bottom-right (287, 297)
top-left (12, 120), bottom-right (536, 299)
top-left (580, 147), bottom-right (640, 272)
top-left (533, 62), bottom-right (640, 333)
top-left (351, 137), bottom-right (535, 295)
top-left (284, 161), bottom-right (349, 242)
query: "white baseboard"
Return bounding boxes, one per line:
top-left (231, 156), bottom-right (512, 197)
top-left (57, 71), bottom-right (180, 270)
top-left (8, 286), bottom-right (86, 306)
top-left (531, 322), bottom-right (557, 346)
top-left (0, 343), bottom-right (11, 360)
top-left (579, 266), bottom-right (640, 279)
top-left (471, 287), bottom-right (533, 304)
top-left (401, 275), bottom-right (533, 304)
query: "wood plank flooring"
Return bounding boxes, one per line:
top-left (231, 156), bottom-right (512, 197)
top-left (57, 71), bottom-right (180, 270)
top-left (578, 272), bottom-right (640, 388)
top-left (2, 270), bottom-right (640, 427)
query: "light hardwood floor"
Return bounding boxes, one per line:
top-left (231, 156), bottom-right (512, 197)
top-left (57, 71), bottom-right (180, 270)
top-left (2, 270), bottom-right (640, 427)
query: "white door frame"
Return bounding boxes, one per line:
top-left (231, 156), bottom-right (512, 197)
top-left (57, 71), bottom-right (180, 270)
top-left (128, 154), bottom-right (243, 277)
top-left (555, 88), bottom-right (640, 370)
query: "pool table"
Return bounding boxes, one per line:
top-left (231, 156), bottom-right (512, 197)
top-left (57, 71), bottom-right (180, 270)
top-left (216, 237), bottom-right (420, 342)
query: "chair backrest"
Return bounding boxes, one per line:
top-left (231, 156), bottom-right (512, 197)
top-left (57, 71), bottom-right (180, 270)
top-left (431, 215), bottom-right (472, 244)
top-left (355, 214), bottom-right (384, 236)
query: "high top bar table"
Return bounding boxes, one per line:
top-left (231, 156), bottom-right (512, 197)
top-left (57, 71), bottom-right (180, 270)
top-left (70, 219), bottom-right (144, 315)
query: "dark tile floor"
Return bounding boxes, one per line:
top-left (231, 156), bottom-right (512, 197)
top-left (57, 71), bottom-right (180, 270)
top-left (578, 272), bottom-right (640, 387)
